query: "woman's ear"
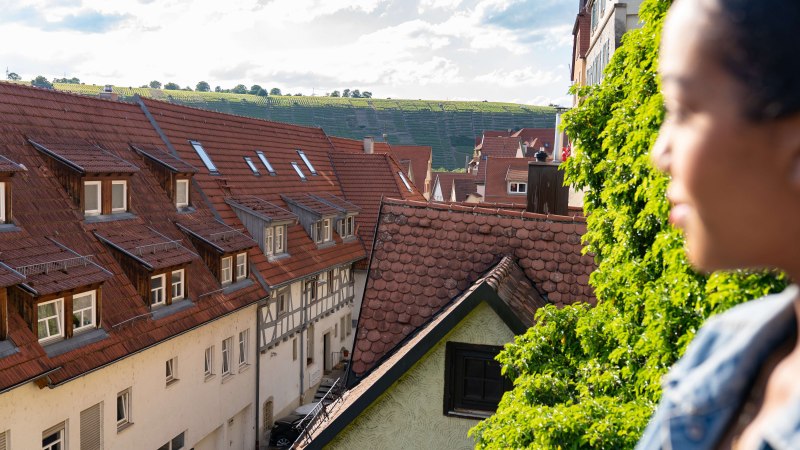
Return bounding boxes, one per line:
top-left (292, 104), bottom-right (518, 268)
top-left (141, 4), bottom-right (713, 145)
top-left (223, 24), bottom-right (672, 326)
top-left (777, 113), bottom-right (800, 191)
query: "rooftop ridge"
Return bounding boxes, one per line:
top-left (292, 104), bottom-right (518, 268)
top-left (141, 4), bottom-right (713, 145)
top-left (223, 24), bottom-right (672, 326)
top-left (385, 198), bottom-right (587, 223)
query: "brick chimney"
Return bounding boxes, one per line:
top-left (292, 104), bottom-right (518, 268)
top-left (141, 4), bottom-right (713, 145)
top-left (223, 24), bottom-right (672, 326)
top-left (363, 136), bottom-right (374, 154)
top-left (526, 161), bottom-right (569, 215)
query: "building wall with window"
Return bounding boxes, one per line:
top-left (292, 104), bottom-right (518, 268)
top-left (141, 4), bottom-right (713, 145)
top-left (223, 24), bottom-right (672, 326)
top-left (585, 0), bottom-right (643, 85)
top-left (0, 304), bottom-right (256, 450)
top-left (327, 302), bottom-right (514, 449)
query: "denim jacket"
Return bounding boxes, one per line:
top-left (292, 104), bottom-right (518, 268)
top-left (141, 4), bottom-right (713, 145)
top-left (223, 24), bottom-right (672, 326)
top-left (637, 285), bottom-right (800, 450)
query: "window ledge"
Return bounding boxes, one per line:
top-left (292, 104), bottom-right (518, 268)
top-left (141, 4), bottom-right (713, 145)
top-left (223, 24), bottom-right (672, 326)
top-left (221, 373), bottom-right (234, 383)
top-left (85, 212), bottom-right (137, 224)
top-left (43, 328), bottom-right (108, 358)
top-left (151, 298), bottom-right (195, 321)
top-left (0, 339), bottom-right (18, 359)
top-left (444, 409), bottom-right (494, 420)
top-left (204, 373), bottom-right (216, 382)
top-left (223, 278), bottom-right (253, 295)
top-left (316, 241), bottom-right (335, 250)
top-left (0, 223), bottom-right (22, 233)
top-left (166, 378), bottom-right (179, 388)
top-left (267, 253), bottom-right (290, 263)
top-left (117, 421), bottom-right (134, 433)
top-left (341, 236), bottom-right (357, 243)
top-left (175, 206), bottom-right (196, 214)
top-left (238, 363), bottom-right (251, 374)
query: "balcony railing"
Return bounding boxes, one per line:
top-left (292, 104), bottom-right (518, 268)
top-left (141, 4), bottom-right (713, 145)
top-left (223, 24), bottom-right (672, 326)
top-left (290, 377), bottom-right (346, 449)
top-left (15, 255), bottom-right (95, 276)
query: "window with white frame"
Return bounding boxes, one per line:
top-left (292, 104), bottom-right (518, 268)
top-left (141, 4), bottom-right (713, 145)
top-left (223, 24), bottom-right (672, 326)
top-left (166, 357), bottom-right (177, 385)
top-left (204, 346), bottom-right (214, 379)
top-left (238, 330), bottom-right (249, 367)
top-left (297, 150), bottom-right (317, 175)
top-left (175, 179), bottom-right (189, 208)
top-left (150, 274), bottom-right (166, 306)
top-left (508, 182), bottom-right (527, 194)
top-left (42, 422), bottom-right (66, 450)
top-left (244, 156), bottom-right (260, 175)
top-left (0, 181), bottom-right (6, 223)
top-left (71, 290), bottom-right (96, 334)
top-left (313, 219), bottom-right (331, 244)
top-left (235, 253), bottom-right (247, 281)
top-left (190, 140), bottom-right (218, 174)
top-left (291, 162), bottom-right (307, 181)
top-left (221, 256), bottom-right (232, 285)
top-left (221, 337), bottom-right (233, 376)
top-left (37, 298), bottom-right (64, 343)
top-left (305, 279), bottom-right (317, 302)
top-left (111, 180), bottom-right (127, 213)
top-left (398, 171), bottom-right (413, 192)
top-left (265, 225), bottom-right (286, 257)
top-left (84, 180), bottom-right (102, 216)
top-left (171, 269), bottom-right (184, 301)
top-left (276, 290), bottom-right (288, 316)
top-left (339, 215), bottom-right (355, 238)
top-left (117, 388), bottom-right (131, 430)
top-left (157, 431), bottom-right (185, 450)
top-left (256, 151), bottom-right (276, 175)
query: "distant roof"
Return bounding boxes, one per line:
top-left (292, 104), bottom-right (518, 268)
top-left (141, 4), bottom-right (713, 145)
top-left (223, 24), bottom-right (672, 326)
top-left (282, 193), bottom-right (343, 218)
top-left (483, 157), bottom-right (539, 205)
top-left (94, 223), bottom-right (199, 271)
top-left (175, 212), bottom-right (257, 254)
top-left (310, 192), bottom-right (361, 214)
top-left (131, 144), bottom-right (198, 174)
top-left (226, 195), bottom-right (297, 223)
top-left (350, 199), bottom-right (594, 378)
top-left (453, 178), bottom-right (477, 202)
top-left (479, 136), bottom-right (521, 158)
top-left (27, 136), bottom-right (140, 174)
top-left (431, 171), bottom-right (475, 202)
top-left (512, 128), bottom-right (556, 150)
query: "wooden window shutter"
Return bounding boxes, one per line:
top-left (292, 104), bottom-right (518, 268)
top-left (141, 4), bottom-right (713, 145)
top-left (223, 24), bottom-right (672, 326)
top-left (0, 430), bottom-right (7, 450)
top-left (80, 402), bottom-right (103, 450)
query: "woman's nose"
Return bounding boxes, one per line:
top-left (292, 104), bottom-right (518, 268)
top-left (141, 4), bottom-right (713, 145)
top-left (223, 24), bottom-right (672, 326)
top-left (651, 123), bottom-right (672, 173)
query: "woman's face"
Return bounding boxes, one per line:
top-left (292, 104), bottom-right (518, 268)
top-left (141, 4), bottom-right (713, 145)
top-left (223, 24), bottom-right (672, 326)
top-left (653, 0), bottom-right (800, 273)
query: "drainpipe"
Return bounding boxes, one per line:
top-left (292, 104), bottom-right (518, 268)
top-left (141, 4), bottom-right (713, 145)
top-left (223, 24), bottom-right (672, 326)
top-left (255, 300), bottom-right (263, 449)
top-left (299, 283), bottom-right (306, 402)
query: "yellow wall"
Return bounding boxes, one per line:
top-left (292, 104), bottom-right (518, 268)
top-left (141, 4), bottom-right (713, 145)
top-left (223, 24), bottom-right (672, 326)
top-left (328, 301), bottom-right (515, 450)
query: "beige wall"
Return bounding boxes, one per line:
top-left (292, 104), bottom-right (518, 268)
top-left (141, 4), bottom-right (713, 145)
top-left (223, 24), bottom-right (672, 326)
top-left (328, 301), bottom-right (515, 450)
top-left (0, 304), bottom-right (257, 450)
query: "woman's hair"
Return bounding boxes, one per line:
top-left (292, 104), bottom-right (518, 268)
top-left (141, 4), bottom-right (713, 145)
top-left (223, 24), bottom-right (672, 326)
top-left (714, 0), bottom-right (800, 121)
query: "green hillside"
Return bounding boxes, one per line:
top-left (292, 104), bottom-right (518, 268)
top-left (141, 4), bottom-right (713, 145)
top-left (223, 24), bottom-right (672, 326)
top-left (51, 83), bottom-right (556, 170)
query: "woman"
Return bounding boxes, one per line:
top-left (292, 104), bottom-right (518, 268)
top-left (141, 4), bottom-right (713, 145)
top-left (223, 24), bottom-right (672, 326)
top-left (638, 0), bottom-right (800, 448)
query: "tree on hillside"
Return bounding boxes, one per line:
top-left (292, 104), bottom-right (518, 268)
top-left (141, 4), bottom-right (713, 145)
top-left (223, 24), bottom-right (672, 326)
top-left (196, 81), bottom-right (210, 92)
top-left (231, 84), bottom-right (248, 94)
top-left (362, 91), bottom-right (372, 98)
top-left (470, 1), bottom-right (785, 448)
top-left (249, 84), bottom-right (263, 95)
top-left (330, 90), bottom-right (340, 97)
top-left (214, 86), bottom-right (222, 92)
top-left (351, 89), bottom-right (361, 98)
top-left (342, 89), bottom-right (351, 98)
top-left (6, 72), bottom-right (21, 81)
top-left (164, 82), bottom-right (180, 90)
top-left (31, 76), bottom-right (53, 89)
top-left (53, 77), bottom-right (80, 84)
top-left (149, 80), bottom-right (162, 89)
top-left (182, 86), bottom-right (193, 91)
top-left (270, 88), bottom-right (282, 96)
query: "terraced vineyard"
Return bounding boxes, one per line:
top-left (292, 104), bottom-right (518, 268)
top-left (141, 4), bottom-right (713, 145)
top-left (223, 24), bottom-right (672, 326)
top-left (51, 83), bottom-right (556, 170)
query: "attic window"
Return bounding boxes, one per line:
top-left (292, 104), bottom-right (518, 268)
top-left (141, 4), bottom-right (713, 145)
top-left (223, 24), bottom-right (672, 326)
top-left (244, 157), bottom-right (260, 175)
top-left (84, 181), bottom-right (102, 216)
top-left (111, 180), bottom-right (127, 213)
top-left (297, 150), bottom-right (317, 175)
top-left (175, 179), bottom-right (190, 208)
top-left (398, 172), bottom-right (413, 192)
top-left (255, 151), bottom-right (276, 175)
top-left (189, 141), bottom-right (219, 174)
top-left (291, 162), bottom-right (307, 181)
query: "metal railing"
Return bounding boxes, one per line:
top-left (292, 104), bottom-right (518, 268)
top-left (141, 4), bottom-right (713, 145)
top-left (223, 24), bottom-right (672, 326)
top-left (134, 240), bottom-right (180, 256)
top-left (291, 377), bottom-right (346, 448)
top-left (208, 228), bottom-right (248, 243)
top-left (15, 255), bottom-right (95, 276)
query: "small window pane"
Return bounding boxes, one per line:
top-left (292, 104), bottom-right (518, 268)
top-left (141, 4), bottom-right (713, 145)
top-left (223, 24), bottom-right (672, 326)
top-left (244, 157), bottom-right (259, 175)
top-left (398, 172), bottom-right (413, 192)
top-left (297, 150), bottom-right (317, 175)
top-left (256, 151), bottom-right (275, 174)
top-left (151, 275), bottom-right (165, 305)
top-left (111, 181), bottom-right (126, 212)
top-left (84, 182), bottom-right (101, 215)
top-left (72, 291), bottom-right (95, 332)
top-left (176, 179), bottom-right (189, 207)
top-left (190, 140), bottom-right (218, 173)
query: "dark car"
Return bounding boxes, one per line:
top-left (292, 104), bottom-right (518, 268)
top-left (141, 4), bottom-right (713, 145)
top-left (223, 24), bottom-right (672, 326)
top-left (269, 414), bottom-right (309, 448)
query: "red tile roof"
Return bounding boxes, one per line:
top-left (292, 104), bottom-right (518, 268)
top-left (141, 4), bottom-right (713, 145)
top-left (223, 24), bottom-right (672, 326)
top-left (350, 199), bottom-right (594, 376)
top-left (431, 171), bottom-right (476, 202)
top-left (479, 136), bottom-right (522, 158)
top-left (0, 155), bottom-right (25, 174)
top-left (139, 97), bottom-right (367, 287)
top-left (0, 82), bottom-right (265, 390)
top-left (453, 178), bottom-right (478, 202)
top-left (483, 157), bottom-right (539, 205)
top-left (311, 192), bottom-right (361, 214)
top-left (512, 128), bottom-right (556, 152)
top-left (329, 152), bottom-right (426, 270)
top-left (175, 212), bottom-right (258, 254)
top-left (27, 136), bottom-right (140, 174)
top-left (226, 195), bottom-right (298, 223)
top-left (0, 262), bottom-right (25, 288)
top-left (94, 223), bottom-right (199, 271)
top-left (131, 144), bottom-right (198, 174)
top-left (282, 193), bottom-right (343, 217)
top-left (386, 145), bottom-right (431, 195)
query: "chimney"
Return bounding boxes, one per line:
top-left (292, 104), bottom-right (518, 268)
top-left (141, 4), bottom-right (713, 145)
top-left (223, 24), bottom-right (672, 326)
top-left (98, 85), bottom-right (118, 101)
top-left (526, 161), bottom-right (569, 215)
top-left (363, 136), bottom-right (374, 154)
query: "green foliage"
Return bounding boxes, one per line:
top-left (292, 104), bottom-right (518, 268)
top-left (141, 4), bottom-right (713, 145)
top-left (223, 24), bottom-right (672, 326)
top-left (470, 0), bottom-right (787, 448)
top-left (330, 90), bottom-right (340, 97)
top-left (231, 84), bottom-right (248, 94)
top-left (31, 75), bottom-right (53, 89)
top-left (149, 80), bottom-right (162, 89)
top-left (270, 87), bottom-right (282, 96)
top-left (53, 76), bottom-right (80, 84)
top-left (164, 82), bottom-right (180, 90)
top-left (7, 72), bottom-right (21, 81)
top-left (196, 81), bottom-right (211, 92)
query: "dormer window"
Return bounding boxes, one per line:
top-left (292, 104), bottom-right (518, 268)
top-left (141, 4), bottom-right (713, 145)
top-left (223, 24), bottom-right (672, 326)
top-left (313, 219), bottom-right (331, 244)
top-left (175, 179), bottom-right (190, 208)
top-left (0, 182), bottom-right (6, 223)
top-left (84, 181), bottom-right (102, 216)
top-left (171, 269), bottom-right (185, 301)
top-left (36, 288), bottom-right (100, 343)
top-left (37, 298), bottom-right (64, 343)
top-left (508, 182), bottom-right (527, 194)
top-left (338, 215), bottom-right (355, 238)
top-left (265, 225), bottom-right (287, 257)
top-left (111, 180), bottom-right (127, 213)
top-left (0, 154), bottom-right (24, 224)
top-left (221, 257), bottom-right (233, 285)
top-left (236, 253), bottom-right (247, 281)
top-left (220, 252), bottom-right (247, 285)
top-left (71, 291), bottom-right (96, 334)
top-left (297, 150), bottom-right (317, 175)
top-left (151, 274), bottom-right (166, 306)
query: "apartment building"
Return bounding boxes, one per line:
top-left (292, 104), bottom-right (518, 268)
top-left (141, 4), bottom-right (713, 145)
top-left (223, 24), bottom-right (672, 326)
top-left (584, 0), bottom-right (643, 86)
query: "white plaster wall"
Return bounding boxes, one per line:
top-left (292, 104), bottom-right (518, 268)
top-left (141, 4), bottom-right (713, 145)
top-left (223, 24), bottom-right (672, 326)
top-left (0, 304), bottom-right (257, 450)
top-left (328, 301), bottom-right (516, 450)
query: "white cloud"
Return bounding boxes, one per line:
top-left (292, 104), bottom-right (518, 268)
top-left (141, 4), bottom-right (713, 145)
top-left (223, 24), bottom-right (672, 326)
top-left (475, 67), bottom-right (561, 88)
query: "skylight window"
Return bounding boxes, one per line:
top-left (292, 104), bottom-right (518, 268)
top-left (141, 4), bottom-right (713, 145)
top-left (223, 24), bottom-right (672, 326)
top-left (244, 157), bottom-right (260, 175)
top-left (297, 150), bottom-right (317, 175)
top-left (291, 162), bottom-right (307, 181)
top-left (398, 171), bottom-right (413, 192)
top-left (256, 151), bottom-right (276, 175)
top-left (189, 140), bottom-right (219, 174)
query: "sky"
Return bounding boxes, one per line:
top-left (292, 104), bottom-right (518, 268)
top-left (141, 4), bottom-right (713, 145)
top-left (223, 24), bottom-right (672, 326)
top-left (0, 0), bottom-right (577, 106)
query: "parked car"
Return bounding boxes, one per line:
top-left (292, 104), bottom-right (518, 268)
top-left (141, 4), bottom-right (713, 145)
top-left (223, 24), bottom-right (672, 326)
top-left (269, 414), bottom-right (308, 448)
top-left (293, 402), bottom-right (320, 416)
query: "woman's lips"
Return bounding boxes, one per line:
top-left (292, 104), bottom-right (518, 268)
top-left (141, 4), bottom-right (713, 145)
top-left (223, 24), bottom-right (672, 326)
top-left (669, 203), bottom-right (691, 227)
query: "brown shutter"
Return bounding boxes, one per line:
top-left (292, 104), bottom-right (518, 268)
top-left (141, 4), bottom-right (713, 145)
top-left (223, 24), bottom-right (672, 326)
top-left (80, 402), bottom-right (103, 450)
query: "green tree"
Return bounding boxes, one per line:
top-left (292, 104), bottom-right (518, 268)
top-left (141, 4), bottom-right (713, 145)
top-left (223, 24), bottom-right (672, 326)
top-left (149, 80), bottom-right (162, 89)
top-left (6, 72), bottom-right (21, 81)
top-left (214, 86), bottom-right (222, 92)
top-left (249, 84), bottom-right (263, 95)
top-left (270, 87), bottom-right (282, 96)
top-left (330, 90), bottom-right (340, 97)
top-left (164, 82), bottom-right (180, 90)
top-left (362, 91), bottom-right (372, 98)
top-left (196, 81), bottom-right (210, 92)
top-left (53, 77), bottom-right (80, 84)
top-left (231, 84), bottom-right (248, 94)
top-left (31, 76), bottom-right (53, 89)
top-left (342, 89), bottom-right (351, 98)
top-left (470, 1), bottom-right (786, 448)
top-left (351, 89), bottom-right (361, 98)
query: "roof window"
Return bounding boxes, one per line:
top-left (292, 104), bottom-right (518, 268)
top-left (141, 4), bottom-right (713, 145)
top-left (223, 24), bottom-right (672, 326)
top-left (398, 171), bottom-right (413, 192)
top-left (244, 157), bottom-right (260, 175)
top-left (256, 151), bottom-right (276, 175)
top-left (189, 140), bottom-right (219, 174)
top-left (297, 150), bottom-right (317, 175)
top-left (291, 162), bottom-right (307, 181)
